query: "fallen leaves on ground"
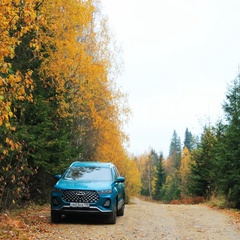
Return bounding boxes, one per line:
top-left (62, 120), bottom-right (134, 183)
top-left (0, 205), bottom-right (51, 239)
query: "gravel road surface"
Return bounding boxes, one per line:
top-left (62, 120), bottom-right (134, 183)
top-left (33, 198), bottom-right (240, 240)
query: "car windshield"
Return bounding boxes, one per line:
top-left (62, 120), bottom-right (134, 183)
top-left (63, 166), bottom-right (112, 181)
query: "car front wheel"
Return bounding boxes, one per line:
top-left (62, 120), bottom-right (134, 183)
top-left (107, 201), bottom-right (117, 224)
top-left (51, 211), bottom-right (61, 223)
top-left (117, 201), bottom-right (125, 216)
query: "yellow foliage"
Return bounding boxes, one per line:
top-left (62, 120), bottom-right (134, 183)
top-left (0, 0), bottom-right (133, 200)
top-left (3, 149), bottom-right (8, 155)
top-left (179, 147), bottom-right (191, 195)
top-left (0, 0), bottom-right (38, 130)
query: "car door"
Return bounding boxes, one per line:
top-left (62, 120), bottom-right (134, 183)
top-left (113, 166), bottom-right (125, 204)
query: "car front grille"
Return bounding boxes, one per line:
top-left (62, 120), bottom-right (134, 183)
top-left (62, 190), bottom-right (99, 203)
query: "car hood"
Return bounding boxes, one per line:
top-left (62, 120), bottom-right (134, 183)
top-left (55, 179), bottom-right (112, 190)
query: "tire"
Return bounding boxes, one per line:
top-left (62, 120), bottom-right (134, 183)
top-left (107, 201), bottom-right (117, 224)
top-left (117, 201), bottom-right (125, 216)
top-left (51, 211), bottom-right (61, 223)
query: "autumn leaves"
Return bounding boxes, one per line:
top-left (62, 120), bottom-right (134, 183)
top-left (0, 0), bottom-right (140, 209)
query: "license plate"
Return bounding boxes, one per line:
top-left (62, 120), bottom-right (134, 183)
top-left (70, 203), bottom-right (90, 208)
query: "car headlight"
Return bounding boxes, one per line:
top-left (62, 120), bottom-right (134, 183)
top-left (52, 187), bottom-right (63, 193)
top-left (98, 189), bottom-right (112, 194)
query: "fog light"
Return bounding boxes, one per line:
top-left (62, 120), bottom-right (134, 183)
top-left (52, 198), bottom-right (59, 206)
top-left (103, 199), bottom-right (111, 207)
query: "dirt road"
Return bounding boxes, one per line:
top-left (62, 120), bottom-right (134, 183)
top-left (32, 198), bottom-right (240, 240)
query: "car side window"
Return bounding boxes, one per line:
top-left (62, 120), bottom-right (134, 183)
top-left (113, 166), bottom-right (120, 180)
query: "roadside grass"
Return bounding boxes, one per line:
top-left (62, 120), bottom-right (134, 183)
top-left (206, 195), bottom-right (229, 209)
top-left (170, 196), bottom-right (205, 205)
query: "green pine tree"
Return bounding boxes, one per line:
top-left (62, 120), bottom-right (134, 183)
top-left (152, 153), bottom-right (166, 200)
top-left (188, 127), bottom-right (218, 199)
top-left (219, 76), bottom-right (240, 208)
top-left (169, 130), bottom-right (181, 169)
top-left (5, 29), bottom-right (77, 204)
top-left (183, 128), bottom-right (196, 151)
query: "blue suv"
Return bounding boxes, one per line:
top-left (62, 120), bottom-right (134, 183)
top-left (51, 161), bottom-right (125, 224)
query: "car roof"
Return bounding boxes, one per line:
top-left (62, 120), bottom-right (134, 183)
top-left (69, 161), bottom-right (114, 168)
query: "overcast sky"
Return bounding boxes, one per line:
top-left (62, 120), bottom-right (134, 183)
top-left (101, 0), bottom-right (240, 157)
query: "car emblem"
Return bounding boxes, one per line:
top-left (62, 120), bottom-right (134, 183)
top-left (76, 192), bottom-right (85, 196)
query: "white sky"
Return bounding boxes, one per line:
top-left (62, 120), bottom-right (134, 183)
top-left (101, 0), bottom-right (240, 157)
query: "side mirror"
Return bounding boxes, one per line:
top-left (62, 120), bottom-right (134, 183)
top-left (116, 176), bottom-right (125, 183)
top-left (54, 174), bottom-right (61, 180)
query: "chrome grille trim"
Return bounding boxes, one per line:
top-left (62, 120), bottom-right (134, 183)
top-left (62, 190), bottom-right (99, 203)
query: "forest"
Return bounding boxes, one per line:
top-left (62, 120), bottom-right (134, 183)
top-left (0, 0), bottom-right (141, 211)
top-left (0, 0), bottom-right (239, 212)
top-left (137, 76), bottom-right (240, 209)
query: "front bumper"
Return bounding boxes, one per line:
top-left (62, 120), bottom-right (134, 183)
top-left (51, 192), bottom-right (115, 215)
top-left (51, 205), bottom-right (113, 216)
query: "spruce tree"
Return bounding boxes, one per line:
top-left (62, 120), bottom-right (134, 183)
top-left (169, 130), bottom-right (181, 169)
top-left (152, 153), bottom-right (166, 200)
top-left (220, 76), bottom-right (240, 207)
top-left (6, 30), bottom-right (76, 204)
top-left (184, 128), bottom-right (195, 151)
top-left (188, 127), bottom-right (218, 198)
